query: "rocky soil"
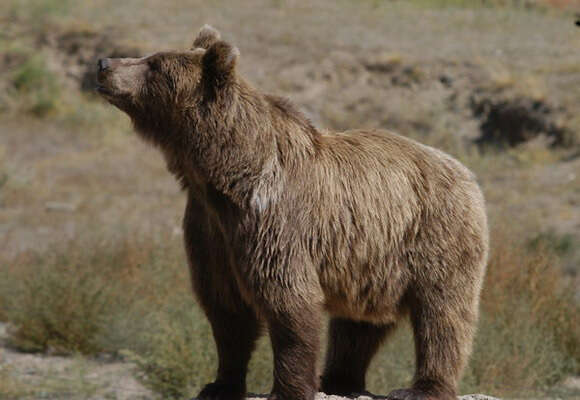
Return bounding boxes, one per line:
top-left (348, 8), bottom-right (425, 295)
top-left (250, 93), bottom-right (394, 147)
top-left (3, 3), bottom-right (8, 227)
top-left (0, 322), bottom-right (153, 399)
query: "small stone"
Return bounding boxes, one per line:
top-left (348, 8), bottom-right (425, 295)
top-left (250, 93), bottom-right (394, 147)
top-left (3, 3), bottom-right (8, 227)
top-left (459, 395), bottom-right (501, 400)
top-left (243, 393), bottom-right (501, 400)
top-left (45, 201), bottom-right (77, 212)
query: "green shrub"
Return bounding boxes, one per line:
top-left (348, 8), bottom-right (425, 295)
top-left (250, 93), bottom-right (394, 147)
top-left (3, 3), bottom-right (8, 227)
top-left (0, 235), bottom-right (184, 354)
top-left (11, 55), bottom-right (61, 117)
top-left (0, 173), bottom-right (7, 193)
top-left (463, 230), bottom-right (579, 395)
top-left (123, 306), bottom-right (215, 399)
top-left (123, 297), bottom-right (275, 398)
top-left (367, 323), bottom-right (416, 393)
top-left (1, 240), bottom-right (125, 353)
top-left (528, 230), bottom-right (576, 257)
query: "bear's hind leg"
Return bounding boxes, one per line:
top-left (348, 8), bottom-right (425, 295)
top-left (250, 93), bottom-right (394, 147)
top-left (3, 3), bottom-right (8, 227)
top-left (321, 318), bottom-right (394, 396)
top-left (387, 288), bottom-right (478, 400)
top-left (197, 303), bottom-right (262, 400)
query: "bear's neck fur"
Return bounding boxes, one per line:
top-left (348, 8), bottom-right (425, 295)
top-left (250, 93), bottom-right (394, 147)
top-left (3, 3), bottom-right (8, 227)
top-left (140, 79), bottom-right (321, 210)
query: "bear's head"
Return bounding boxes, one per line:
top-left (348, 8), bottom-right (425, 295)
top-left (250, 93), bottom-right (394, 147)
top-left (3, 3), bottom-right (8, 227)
top-left (96, 25), bottom-right (239, 140)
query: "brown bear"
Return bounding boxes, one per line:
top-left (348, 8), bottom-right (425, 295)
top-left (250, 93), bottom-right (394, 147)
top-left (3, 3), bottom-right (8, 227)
top-left (96, 25), bottom-right (488, 400)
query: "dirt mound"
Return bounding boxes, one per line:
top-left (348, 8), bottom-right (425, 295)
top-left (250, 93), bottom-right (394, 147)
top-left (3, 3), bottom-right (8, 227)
top-left (470, 94), bottom-right (571, 148)
top-left (276, 51), bottom-right (578, 152)
top-left (274, 51), bottom-right (449, 132)
top-left (362, 52), bottom-right (424, 88)
top-left (273, 51), bottom-right (494, 145)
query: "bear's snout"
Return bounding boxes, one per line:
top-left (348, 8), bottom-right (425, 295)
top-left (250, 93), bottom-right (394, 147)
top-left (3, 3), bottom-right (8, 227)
top-left (96, 58), bottom-right (115, 92)
top-left (95, 56), bottom-right (148, 103)
top-left (97, 58), bottom-right (111, 72)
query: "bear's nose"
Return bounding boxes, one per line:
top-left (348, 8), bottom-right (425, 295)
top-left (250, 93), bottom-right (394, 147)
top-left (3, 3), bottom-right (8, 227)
top-left (97, 58), bottom-right (111, 72)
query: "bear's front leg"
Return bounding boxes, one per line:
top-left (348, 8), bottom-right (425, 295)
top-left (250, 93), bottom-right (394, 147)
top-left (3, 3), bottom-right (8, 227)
top-left (197, 303), bottom-right (262, 400)
top-left (184, 193), bottom-right (265, 400)
top-left (266, 304), bottom-right (322, 400)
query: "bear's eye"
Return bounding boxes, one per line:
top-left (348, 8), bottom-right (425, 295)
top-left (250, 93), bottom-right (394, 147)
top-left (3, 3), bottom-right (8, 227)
top-left (148, 60), bottom-right (161, 73)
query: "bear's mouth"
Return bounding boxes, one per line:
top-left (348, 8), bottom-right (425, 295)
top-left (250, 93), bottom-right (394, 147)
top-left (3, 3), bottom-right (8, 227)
top-left (95, 85), bottom-right (114, 96)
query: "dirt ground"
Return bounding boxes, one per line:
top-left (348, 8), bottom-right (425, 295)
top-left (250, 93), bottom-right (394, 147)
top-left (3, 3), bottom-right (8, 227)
top-left (0, 322), bottom-right (153, 399)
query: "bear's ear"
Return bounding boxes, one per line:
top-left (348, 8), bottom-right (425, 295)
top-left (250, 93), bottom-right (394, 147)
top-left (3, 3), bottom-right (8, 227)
top-left (201, 40), bottom-right (239, 89)
top-left (191, 24), bottom-right (221, 50)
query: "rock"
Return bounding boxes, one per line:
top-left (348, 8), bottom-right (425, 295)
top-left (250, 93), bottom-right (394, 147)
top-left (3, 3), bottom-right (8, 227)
top-left (459, 395), bottom-right (500, 400)
top-left (44, 201), bottom-right (77, 212)
top-left (242, 393), bottom-right (500, 400)
top-left (561, 375), bottom-right (580, 391)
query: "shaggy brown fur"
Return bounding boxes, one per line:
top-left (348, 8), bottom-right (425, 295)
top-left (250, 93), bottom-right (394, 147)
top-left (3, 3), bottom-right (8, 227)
top-left (97, 25), bottom-right (488, 400)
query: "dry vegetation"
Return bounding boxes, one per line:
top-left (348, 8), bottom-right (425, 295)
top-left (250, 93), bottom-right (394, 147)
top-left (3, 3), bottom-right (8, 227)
top-left (1, 0), bottom-right (580, 399)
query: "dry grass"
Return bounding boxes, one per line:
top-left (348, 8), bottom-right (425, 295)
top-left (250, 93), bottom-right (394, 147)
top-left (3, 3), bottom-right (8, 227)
top-left (0, 365), bottom-right (33, 400)
top-left (1, 236), bottom-right (155, 354)
top-left (0, 223), bottom-right (578, 398)
top-left (465, 229), bottom-right (580, 395)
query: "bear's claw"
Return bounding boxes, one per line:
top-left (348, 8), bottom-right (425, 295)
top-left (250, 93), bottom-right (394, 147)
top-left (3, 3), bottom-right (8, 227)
top-left (196, 382), bottom-right (245, 400)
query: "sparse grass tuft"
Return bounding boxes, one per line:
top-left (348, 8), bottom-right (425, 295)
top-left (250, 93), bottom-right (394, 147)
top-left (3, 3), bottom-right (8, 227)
top-left (1, 240), bottom-right (125, 354)
top-left (123, 291), bottom-right (274, 398)
top-left (0, 234), bottom-right (184, 355)
top-left (11, 54), bottom-right (61, 117)
top-left (0, 365), bottom-right (31, 400)
top-left (12, 57), bottom-right (50, 92)
top-left (465, 228), bottom-right (580, 395)
top-left (0, 170), bottom-right (8, 207)
top-left (122, 307), bottom-right (215, 399)
top-left (529, 230), bottom-right (576, 257)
